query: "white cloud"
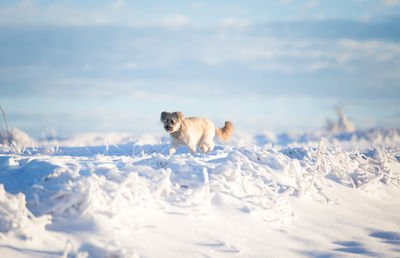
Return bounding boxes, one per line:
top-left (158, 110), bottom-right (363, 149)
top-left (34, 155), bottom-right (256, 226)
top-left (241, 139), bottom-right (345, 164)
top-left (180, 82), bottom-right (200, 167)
top-left (83, 64), bottom-right (94, 71)
top-left (221, 18), bottom-right (251, 29)
top-left (195, 32), bottom-right (400, 75)
top-left (0, 1), bottom-right (145, 26)
top-left (357, 14), bottom-right (371, 22)
top-left (190, 3), bottom-right (205, 11)
top-left (122, 62), bottom-right (138, 70)
top-left (277, 0), bottom-right (292, 4)
top-left (0, 1), bottom-right (112, 26)
top-left (304, 0), bottom-right (319, 9)
top-left (45, 77), bottom-right (161, 100)
top-left (111, 0), bottom-right (124, 10)
top-left (161, 14), bottom-right (189, 28)
top-left (383, 0), bottom-right (400, 6)
top-left (308, 61), bottom-right (336, 72)
top-left (339, 39), bottom-right (373, 49)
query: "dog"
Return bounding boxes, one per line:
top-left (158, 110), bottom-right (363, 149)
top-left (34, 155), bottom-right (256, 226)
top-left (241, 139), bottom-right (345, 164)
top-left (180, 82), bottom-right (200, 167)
top-left (161, 111), bottom-right (233, 155)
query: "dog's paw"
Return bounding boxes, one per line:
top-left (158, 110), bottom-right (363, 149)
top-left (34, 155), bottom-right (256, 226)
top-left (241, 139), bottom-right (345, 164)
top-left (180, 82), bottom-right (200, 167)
top-left (168, 148), bottom-right (177, 155)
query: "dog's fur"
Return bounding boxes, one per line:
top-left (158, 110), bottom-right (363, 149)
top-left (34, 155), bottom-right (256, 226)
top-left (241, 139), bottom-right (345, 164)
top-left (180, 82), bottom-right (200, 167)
top-left (161, 111), bottom-right (233, 155)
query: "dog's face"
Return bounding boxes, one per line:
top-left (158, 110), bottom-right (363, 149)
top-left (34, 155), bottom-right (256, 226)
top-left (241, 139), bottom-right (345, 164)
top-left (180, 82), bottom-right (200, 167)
top-left (161, 111), bottom-right (183, 133)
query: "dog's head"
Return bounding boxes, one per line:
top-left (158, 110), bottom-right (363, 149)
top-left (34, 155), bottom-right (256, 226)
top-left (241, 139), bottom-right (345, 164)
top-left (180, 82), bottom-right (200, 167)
top-left (160, 111), bottom-right (184, 133)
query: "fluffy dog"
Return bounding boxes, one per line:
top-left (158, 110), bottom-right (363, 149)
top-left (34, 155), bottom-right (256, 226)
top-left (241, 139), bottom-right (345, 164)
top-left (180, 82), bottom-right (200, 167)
top-left (161, 111), bottom-right (233, 155)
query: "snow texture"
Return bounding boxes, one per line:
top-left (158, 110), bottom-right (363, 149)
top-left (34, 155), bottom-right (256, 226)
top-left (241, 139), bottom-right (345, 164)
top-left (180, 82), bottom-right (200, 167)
top-left (0, 128), bottom-right (400, 257)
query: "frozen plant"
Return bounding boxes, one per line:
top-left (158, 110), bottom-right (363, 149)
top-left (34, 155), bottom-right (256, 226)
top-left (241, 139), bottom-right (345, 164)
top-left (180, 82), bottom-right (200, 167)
top-left (327, 107), bottom-right (356, 133)
top-left (0, 106), bottom-right (34, 147)
top-left (0, 106), bottom-right (12, 145)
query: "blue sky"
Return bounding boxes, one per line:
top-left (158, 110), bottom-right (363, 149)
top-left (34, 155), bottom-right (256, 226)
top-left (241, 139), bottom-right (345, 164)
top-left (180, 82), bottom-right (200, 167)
top-left (1, 0), bottom-right (400, 138)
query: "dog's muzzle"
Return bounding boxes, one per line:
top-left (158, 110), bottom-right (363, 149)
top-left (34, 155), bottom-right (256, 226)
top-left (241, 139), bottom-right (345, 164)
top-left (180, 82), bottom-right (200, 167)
top-left (165, 125), bottom-right (172, 131)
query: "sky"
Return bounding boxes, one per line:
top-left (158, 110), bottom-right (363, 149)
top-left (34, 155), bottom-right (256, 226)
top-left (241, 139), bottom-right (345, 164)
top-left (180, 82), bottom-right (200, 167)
top-left (0, 0), bottom-right (400, 139)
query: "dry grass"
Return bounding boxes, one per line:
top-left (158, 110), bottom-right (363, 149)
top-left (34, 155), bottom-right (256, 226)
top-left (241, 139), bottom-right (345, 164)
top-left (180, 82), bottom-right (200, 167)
top-left (0, 106), bottom-right (12, 145)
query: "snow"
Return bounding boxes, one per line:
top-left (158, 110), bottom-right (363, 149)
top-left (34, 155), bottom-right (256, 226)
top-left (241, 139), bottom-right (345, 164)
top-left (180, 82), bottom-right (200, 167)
top-left (0, 127), bottom-right (400, 257)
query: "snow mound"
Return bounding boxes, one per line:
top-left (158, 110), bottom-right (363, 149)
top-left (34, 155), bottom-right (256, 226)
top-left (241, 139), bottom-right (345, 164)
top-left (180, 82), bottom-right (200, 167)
top-left (0, 184), bottom-right (51, 238)
top-left (0, 128), bottom-right (399, 257)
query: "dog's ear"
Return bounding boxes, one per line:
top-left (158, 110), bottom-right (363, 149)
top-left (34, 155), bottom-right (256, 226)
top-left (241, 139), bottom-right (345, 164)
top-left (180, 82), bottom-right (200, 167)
top-left (161, 111), bottom-right (169, 122)
top-left (174, 111), bottom-right (184, 120)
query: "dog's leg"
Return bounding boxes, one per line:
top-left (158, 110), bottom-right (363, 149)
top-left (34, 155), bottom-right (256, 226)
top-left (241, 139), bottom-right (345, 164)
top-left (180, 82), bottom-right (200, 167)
top-left (202, 134), bottom-right (215, 153)
top-left (199, 144), bottom-right (208, 153)
top-left (206, 141), bottom-right (215, 152)
top-left (188, 144), bottom-right (197, 155)
top-left (168, 141), bottom-right (179, 155)
top-left (169, 146), bottom-right (177, 155)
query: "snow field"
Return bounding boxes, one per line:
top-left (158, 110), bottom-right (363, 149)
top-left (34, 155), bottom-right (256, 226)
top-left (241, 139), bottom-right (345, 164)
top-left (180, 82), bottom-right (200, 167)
top-left (0, 128), bottom-right (399, 257)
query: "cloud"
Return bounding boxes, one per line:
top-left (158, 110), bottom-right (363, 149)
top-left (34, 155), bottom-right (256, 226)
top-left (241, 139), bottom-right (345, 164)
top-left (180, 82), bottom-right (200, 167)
top-left (304, 0), bottom-right (319, 9)
top-left (1, 21), bottom-right (400, 83)
top-left (1, 18), bottom-right (400, 104)
top-left (221, 18), bottom-right (251, 29)
top-left (337, 39), bottom-right (400, 62)
top-left (193, 30), bottom-right (400, 77)
top-left (111, 0), bottom-right (124, 10)
top-left (308, 61), bottom-right (336, 72)
top-left (161, 14), bottom-right (190, 28)
top-left (277, 0), bottom-right (292, 5)
top-left (383, 0), bottom-right (400, 6)
top-left (0, 1), bottom-right (144, 26)
top-left (190, 3), bottom-right (205, 11)
top-left (121, 62), bottom-right (139, 70)
top-left (0, 1), bottom-right (112, 26)
top-left (1, 1), bottom-right (400, 28)
top-left (83, 64), bottom-right (94, 71)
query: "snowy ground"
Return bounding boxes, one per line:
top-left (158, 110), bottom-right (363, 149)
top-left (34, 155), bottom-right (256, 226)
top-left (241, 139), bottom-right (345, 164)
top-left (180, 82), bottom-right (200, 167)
top-left (0, 128), bottom-right (400, 257)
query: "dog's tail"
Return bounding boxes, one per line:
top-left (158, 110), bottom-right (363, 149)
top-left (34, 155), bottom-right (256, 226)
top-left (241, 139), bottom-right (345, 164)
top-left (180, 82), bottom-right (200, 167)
top-left (215, 121), bottom-right (233, 142)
